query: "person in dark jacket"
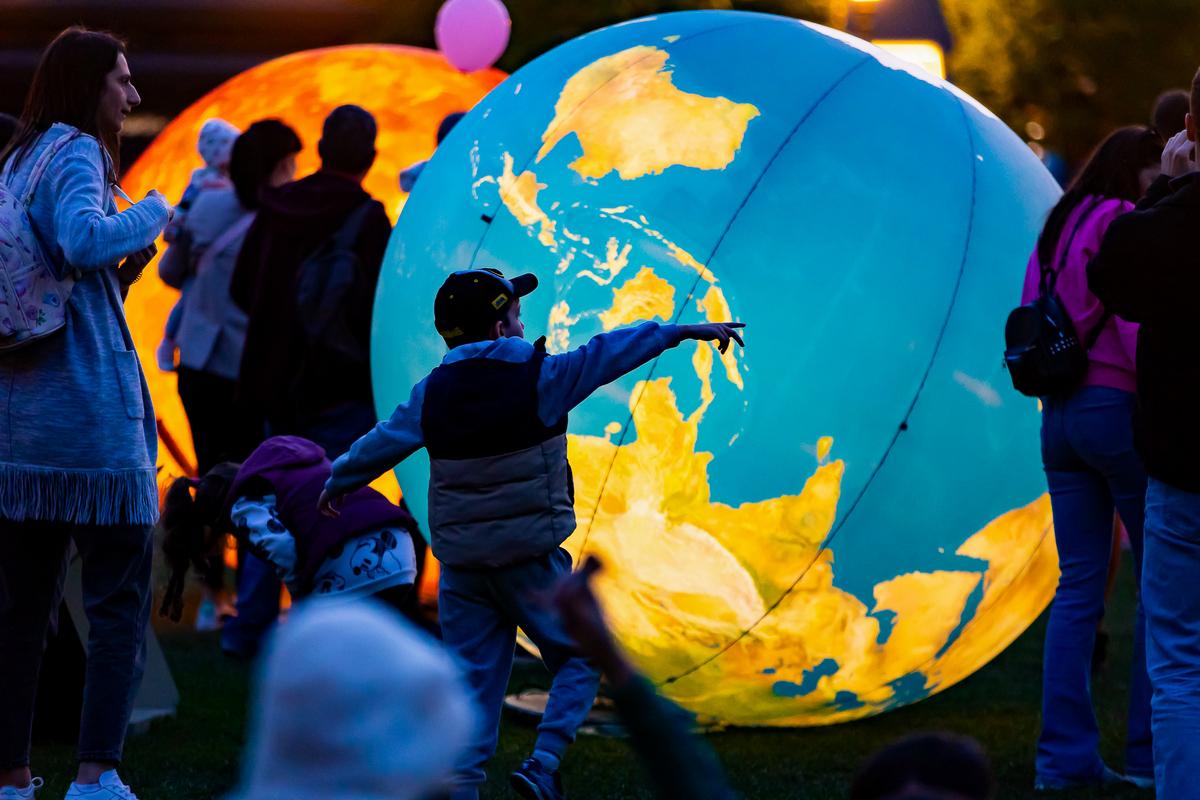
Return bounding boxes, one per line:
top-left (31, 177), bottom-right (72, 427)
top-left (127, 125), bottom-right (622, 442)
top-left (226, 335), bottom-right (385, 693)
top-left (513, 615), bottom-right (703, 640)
top-left (1087, 67), bottom-right (1200, 798)
top-left (158, 436), bottom-right (419, 631)
top-left (231, 104), bottom-right (392, 456)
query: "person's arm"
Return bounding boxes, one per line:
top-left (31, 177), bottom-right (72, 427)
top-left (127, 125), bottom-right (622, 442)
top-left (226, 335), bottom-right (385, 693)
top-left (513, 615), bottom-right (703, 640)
top-left (319, 378), bottom-right (428, 513)
top-left (230, 494), bottom-right (300, 593)
top-left (229, 217), bottom-right (265, 313)
top-left (537, 321), bottom-right (746, 424)
top-left (1138, 174), bottom-right (1175, 210)
top-left (157, 226), bottom-right (192, 289)
top-left (1020, 250), bottom-right (1041, 305)
top-left (554, 558), bottom-right (742, 800)
top-left (49, 137), bottom-right (169, 271)
top-left (1088, 210), bottom-right (1169, 324)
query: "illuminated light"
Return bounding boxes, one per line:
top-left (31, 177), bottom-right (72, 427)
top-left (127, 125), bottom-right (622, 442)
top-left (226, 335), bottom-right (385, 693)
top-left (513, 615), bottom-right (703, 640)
top-left (873, 40), bottom-right (947, 79)
top-left (374, 12), bottom-right (1060, 725)
top-left (1026, 120), bottom-right (1046, 141)
top-left (1028, 141), bottom-right (1047, 159)
top-left (120, 45), bottom-right (504, 501)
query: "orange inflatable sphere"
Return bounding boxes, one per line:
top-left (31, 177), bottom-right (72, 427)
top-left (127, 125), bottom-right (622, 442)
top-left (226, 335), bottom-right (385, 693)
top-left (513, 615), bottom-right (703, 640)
top-left (121, 45), bottom-right (504, 485)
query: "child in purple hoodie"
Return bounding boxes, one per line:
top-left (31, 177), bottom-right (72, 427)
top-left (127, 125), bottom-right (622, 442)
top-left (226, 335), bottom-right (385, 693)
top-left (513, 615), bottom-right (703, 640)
top-left (158, 435), bottom-right (419, 629)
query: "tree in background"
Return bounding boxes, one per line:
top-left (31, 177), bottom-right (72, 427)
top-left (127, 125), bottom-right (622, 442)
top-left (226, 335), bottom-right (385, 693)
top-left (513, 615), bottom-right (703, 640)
top-left (941, 0), bottom-right (1200, 167)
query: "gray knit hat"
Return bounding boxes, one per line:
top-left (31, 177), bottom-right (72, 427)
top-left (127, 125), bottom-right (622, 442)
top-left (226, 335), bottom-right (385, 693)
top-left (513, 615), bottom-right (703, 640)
top-left (230, 600), bottom-right (476, 800)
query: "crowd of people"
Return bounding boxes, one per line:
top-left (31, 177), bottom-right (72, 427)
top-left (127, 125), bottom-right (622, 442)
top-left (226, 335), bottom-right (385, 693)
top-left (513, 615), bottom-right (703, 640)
top-left (0, 20), bottom-right (1198, 800)
top-left (1012, 69), bottom-right (1200, 798)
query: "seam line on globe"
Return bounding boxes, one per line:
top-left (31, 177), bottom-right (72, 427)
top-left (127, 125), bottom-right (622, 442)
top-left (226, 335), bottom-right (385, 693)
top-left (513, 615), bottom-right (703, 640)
top-left (470, 19), bottom-right (772, 268)
top-left (658, 84), bottom-right (983, 690)
top-left (570, 52), bottom-right (876, 566)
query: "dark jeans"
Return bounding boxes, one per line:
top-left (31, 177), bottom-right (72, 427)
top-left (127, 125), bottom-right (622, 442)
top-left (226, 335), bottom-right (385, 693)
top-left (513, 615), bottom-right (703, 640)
top-left (440, 548), bottom-right (600, 791)
top-left (0, 519), bottom-right (153, 768)
top-left (177, 366), bottom-right (256, 476)
top-left (1037, 386), bottom-right (1152, 783)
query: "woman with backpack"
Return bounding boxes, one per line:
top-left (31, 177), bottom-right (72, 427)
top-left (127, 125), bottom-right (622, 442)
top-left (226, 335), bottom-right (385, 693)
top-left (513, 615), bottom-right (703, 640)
top-left (1021, 126), bottom-right (1163, 791)
top-left (0, 28), bottom-right (172, 800)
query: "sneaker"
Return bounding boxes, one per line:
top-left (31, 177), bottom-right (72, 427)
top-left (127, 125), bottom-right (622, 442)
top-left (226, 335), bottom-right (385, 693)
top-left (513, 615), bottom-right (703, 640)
top-left (64, 771), bottom-right (138, 800)
top-left (1034, 764), bottom-right (1128, 792)
top-left (0, 778), bottom-right (43, 799)
top-left (510, 758), bottom-right (564, 800)
top-left (195, 598), bottom-right (221, 632)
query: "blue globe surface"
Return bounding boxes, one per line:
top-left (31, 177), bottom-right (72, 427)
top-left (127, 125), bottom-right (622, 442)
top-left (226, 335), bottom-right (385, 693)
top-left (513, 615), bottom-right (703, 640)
top-left (373, 10), bottom-right (1061, 726)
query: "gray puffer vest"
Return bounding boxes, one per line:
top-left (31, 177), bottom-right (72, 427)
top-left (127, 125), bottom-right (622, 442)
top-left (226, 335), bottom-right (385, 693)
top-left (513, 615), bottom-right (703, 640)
top-left (421, 340), bottom-right (575, 568)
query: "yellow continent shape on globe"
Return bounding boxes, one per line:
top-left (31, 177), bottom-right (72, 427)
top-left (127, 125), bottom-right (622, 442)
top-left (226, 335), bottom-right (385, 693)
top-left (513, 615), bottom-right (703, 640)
top-left (488, 45), bottom-right (1058, 725)
top-left (536, 45), bottom-right (761, 181)
top-left (499, 153), bottom-right (557, 248)
top-left (599, 266), bottom-right (676, 330)
top-left (564, 373), bottom-right (1056, 726)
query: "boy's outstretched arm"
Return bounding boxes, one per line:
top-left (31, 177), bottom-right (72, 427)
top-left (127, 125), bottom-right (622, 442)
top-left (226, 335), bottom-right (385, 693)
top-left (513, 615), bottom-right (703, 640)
top-left (538, 321), bottom-right (745, 424)
top-left (318, 379), bottom-right (428, 516)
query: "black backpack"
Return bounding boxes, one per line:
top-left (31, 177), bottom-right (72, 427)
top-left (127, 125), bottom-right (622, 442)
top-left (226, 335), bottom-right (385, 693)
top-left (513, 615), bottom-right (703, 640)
top-left (1004, 200), bottom-right (1111, 398)
top-left (293, 200), bottom-right (376, 365)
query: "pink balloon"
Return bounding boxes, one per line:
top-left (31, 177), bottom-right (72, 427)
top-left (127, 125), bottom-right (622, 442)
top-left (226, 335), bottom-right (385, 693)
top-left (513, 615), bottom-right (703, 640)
top-left (435, 0), bottom-right (511, 73)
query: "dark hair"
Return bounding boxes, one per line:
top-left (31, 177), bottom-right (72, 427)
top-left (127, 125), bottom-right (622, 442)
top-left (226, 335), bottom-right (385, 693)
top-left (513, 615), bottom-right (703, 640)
top-left (318, 104), bottom-right (377, 175)
top-left (436, 111), bottom-right (465, 145)
top-left (1152, 89), bottom-right (1190, 140)
top-left (0, 113), bottom-right (17, 152)
top-left (850, 733), bottom-right (994, 800)
top-left (1193, 67), bottom-right (1200, 129)
top-left (0, 27), bottom-right (127, 179)
top-left (159, 463), bottom-right (240, 622)
top-left (1036, 126), bottom-right (1162, 269)
top-left (229, 119), bottom-right (301, 210)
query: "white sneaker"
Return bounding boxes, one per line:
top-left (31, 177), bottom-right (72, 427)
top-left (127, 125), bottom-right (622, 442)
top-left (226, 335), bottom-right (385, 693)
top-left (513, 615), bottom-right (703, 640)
top-left (64, 771), bottom-right (138, 800)
top-left (0, 778), bottom-right (43, 799)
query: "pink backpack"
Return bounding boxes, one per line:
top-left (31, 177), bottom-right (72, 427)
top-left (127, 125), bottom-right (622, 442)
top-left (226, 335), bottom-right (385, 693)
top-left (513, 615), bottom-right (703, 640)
top-left (0, 131), bottom-right (83, 351)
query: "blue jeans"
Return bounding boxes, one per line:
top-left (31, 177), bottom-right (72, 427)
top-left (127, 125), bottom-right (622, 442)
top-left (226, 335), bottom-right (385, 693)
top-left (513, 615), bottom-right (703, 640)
top-left (0, 519), bottom-right (153, 768)
top-left (439, 548), bottom-right (600, 792)
top-left (220, 550), bottom-right (279, 660)
top-left (1037, 386), bottom-right (1152, 783)
top-left (1143, 478), bottom-right (1200, 797)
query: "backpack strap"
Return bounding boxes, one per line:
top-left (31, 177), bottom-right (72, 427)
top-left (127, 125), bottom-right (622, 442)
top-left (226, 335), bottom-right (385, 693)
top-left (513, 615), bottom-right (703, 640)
top-left (330, 199), bottom-right (377, 252)
top-left (20, 130), bottom-right (83, 207)
top-left (1038, 196), bottom-right (1101, 298)
top-left (1039, 196), bottom-right (1116, 352)
top-left (194, 212), bottom-right (256, 275)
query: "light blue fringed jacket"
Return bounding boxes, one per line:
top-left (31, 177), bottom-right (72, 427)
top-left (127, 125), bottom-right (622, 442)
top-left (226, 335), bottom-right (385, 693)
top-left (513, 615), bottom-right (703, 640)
top-left (0, 123), bottom-right (170, 526)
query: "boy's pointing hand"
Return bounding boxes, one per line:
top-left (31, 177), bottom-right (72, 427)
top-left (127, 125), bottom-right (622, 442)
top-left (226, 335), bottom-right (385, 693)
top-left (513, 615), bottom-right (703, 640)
top-left (680, 322), bottom-right (746, 354)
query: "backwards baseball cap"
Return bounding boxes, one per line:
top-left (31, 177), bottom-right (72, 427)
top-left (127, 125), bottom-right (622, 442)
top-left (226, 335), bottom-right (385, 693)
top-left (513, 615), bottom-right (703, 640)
top-left (434, 267), bottom-right (538, 344)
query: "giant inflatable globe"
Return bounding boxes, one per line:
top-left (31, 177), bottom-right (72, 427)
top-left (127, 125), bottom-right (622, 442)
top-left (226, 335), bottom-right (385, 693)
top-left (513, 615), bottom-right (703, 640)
top-left (121, 45), bottom-right (504, 484)
top-left (374, 11), bottom-right (1061, 726)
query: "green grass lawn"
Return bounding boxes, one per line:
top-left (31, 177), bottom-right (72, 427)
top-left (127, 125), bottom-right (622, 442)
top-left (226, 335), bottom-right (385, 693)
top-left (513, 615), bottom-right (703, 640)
top-left (29, 561), bottom-right (1150, 799)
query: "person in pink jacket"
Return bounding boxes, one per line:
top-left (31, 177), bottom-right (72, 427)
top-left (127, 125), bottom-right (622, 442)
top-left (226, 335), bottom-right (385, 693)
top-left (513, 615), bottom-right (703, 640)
top-left (1022, 126), bottom-right (1163, 792)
